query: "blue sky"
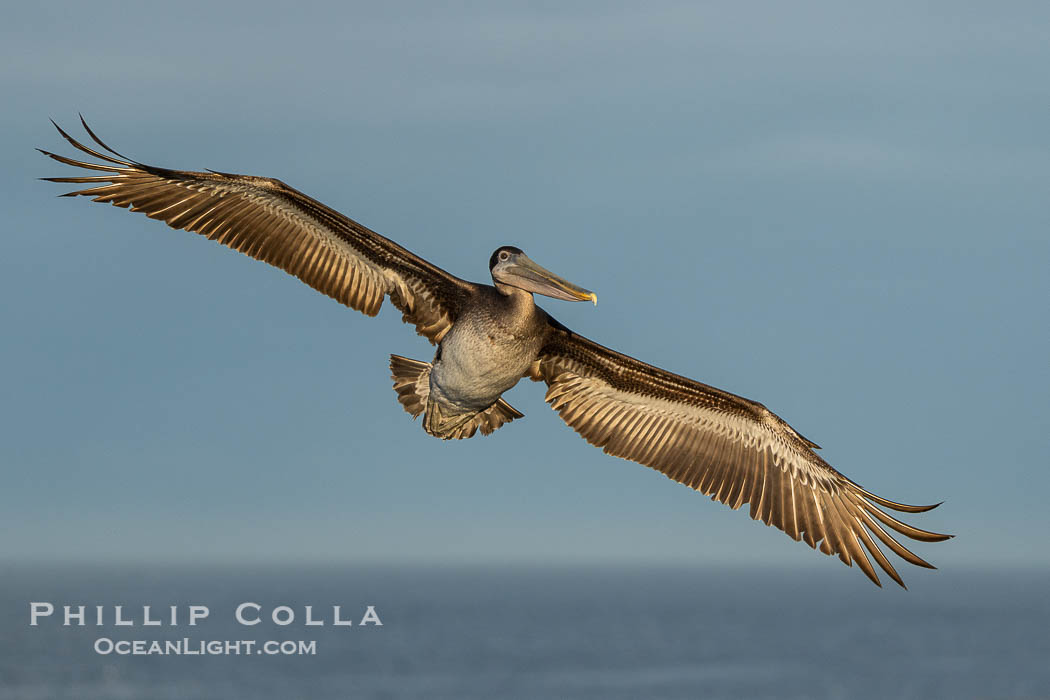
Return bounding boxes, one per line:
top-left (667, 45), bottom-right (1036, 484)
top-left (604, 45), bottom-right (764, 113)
top-left (2, 2), bottom-right (1046, 583)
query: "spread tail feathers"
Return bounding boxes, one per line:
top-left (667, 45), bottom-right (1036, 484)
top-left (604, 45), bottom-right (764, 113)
top-left (389, 355), bottom-right (524, 440)
top-left (390, 355), bottom-right (431, 418)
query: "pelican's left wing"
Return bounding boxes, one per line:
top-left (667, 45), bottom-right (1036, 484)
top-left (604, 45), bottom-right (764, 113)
top-left (40, 119), bottom-right (475, 344)
top-left (530, 319), bottom-right (951, 588)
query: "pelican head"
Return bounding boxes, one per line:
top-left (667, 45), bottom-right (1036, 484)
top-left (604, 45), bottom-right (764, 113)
top-left (489, 246), bottom-right (597, 305)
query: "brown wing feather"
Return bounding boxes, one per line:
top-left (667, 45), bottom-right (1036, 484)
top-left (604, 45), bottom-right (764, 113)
top-left (531, 320), bottom-right (951, 588)
top-left (40, 118), bottom-right (475, 344)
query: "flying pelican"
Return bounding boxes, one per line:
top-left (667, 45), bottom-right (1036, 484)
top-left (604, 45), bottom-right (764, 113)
top-left (40, 118), bottom-right (951, 588)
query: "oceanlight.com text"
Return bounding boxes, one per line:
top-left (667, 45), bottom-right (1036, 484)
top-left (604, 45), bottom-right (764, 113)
top-left (93, 638), bottom-right (317, 656)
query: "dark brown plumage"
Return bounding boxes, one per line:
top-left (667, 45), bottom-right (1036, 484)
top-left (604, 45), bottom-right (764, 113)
top-left (41, 118), bottom-right (472, 344)
top-left (528, 324), bottom-right (948, 587)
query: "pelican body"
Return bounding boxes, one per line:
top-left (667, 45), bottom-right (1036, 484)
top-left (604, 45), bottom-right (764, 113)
top-left (40, 119), bottom-right (951, 588)
top-left (403, 247), bottom-right (594, 439)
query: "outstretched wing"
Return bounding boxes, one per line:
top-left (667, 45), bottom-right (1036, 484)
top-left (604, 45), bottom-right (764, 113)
top-left (530, 319), bottom-right (951, 588)
top-left (40, 118), bottom-right (476, 344)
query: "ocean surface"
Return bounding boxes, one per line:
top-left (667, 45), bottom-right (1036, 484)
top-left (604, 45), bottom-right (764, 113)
top-left (1, 564), bottom-right (1046, 700)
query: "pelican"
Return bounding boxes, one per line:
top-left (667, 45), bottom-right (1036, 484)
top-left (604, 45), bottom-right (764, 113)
top-left (40, 118), bottom-right (951, 588)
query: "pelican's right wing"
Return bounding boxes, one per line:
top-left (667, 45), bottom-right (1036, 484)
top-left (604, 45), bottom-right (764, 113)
top-left (40, 118), bottom-right (475, 344)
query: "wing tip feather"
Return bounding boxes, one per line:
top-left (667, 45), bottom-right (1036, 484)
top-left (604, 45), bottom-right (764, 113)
top-left (79, 113), bottom-right (137, 163)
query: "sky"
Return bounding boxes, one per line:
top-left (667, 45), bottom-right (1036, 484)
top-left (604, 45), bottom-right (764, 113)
top-left (1, 1), bottom-right (1047, 584)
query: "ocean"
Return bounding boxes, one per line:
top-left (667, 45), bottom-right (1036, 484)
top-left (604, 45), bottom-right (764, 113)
top-left (2, 564), bottom-right (1046, 699)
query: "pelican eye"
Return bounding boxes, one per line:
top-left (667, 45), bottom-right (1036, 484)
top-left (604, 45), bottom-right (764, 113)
top-left (498, 250), bottom-right (510, 262)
